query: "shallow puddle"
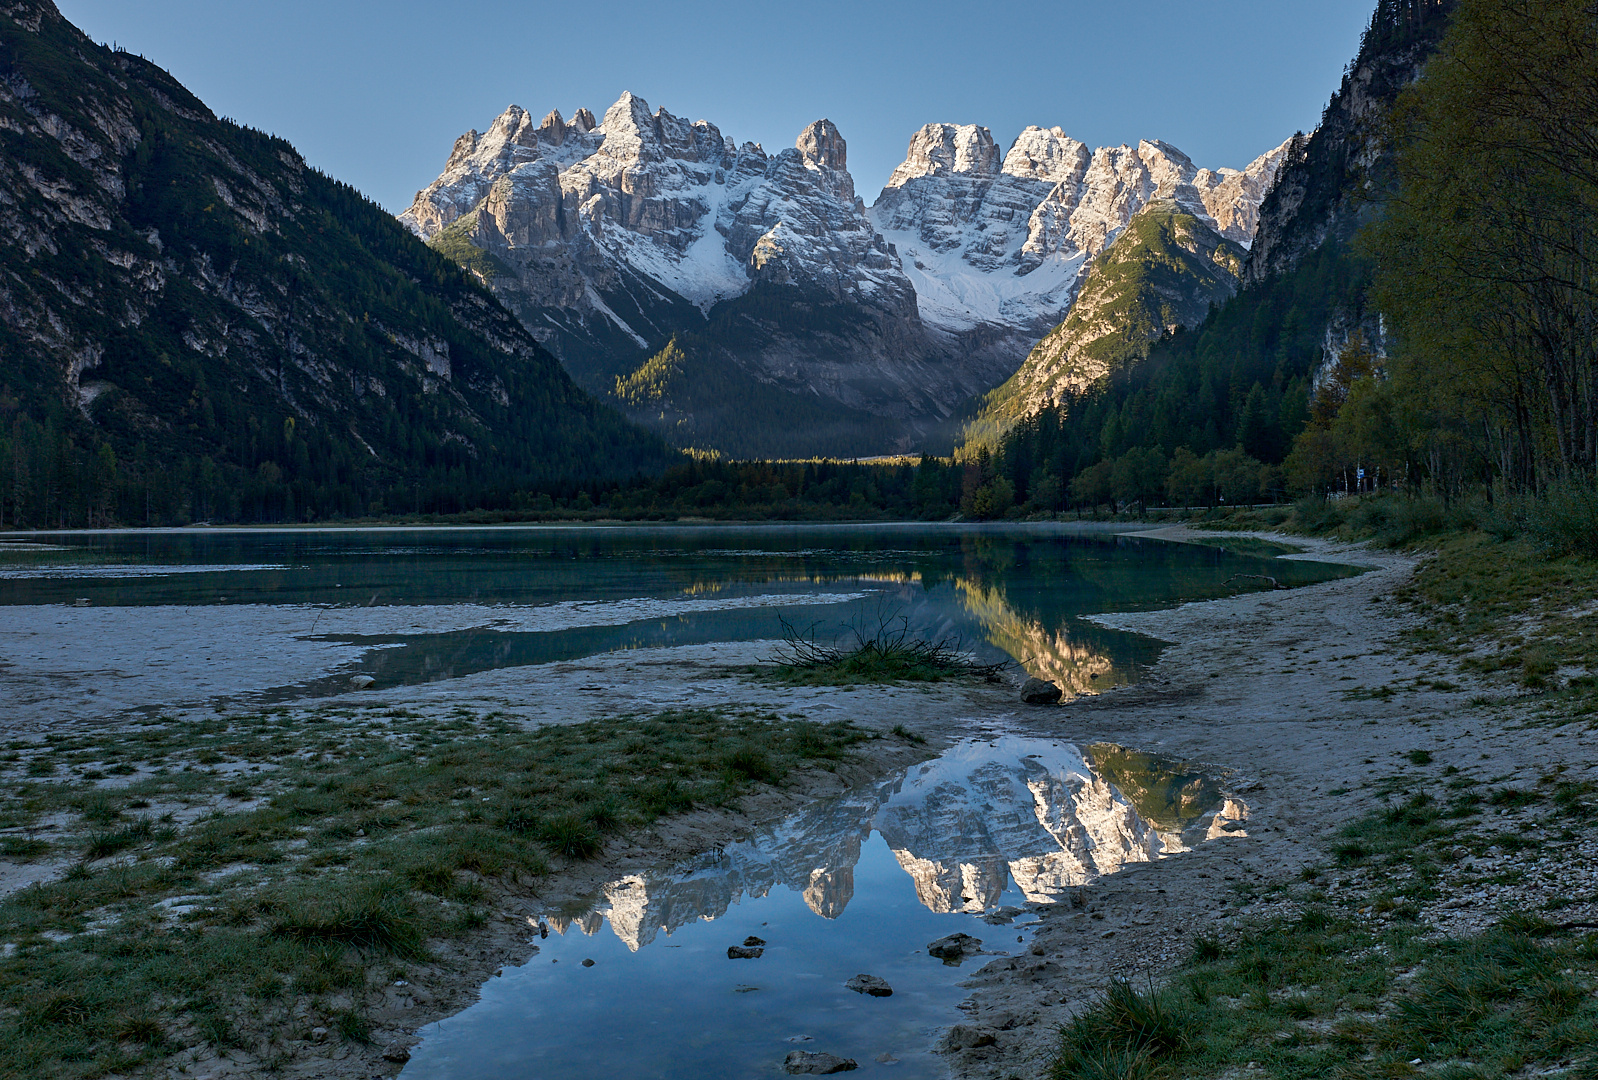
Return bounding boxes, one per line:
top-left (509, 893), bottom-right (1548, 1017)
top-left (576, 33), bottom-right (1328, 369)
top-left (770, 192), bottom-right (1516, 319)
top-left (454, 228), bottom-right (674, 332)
top-left (402, 734), bottom-right (1237, 1079)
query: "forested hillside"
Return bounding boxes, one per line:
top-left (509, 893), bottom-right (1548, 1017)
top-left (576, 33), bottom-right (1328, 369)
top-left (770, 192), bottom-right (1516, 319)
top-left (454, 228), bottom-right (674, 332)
top-left (0, 0), bottom-right (671, 528)
top-left (972, 0), bottom-right (1459, 513)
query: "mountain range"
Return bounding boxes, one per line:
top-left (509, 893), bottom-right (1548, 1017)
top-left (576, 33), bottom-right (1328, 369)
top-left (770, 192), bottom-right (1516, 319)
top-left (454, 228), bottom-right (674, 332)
top-left (402, 97), bottom-right (1287, 457)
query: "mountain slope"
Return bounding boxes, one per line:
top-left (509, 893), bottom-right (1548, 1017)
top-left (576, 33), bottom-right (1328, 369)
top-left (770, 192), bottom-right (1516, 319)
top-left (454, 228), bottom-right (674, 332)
top-left (1244, 0), bottom-right (1456, 286)
top-left (0, 0), bottom-right (669, 526)
top-left (401, 98), bottom-right (964, 456)
top-left (963, 202), bottom-right (1248, 449)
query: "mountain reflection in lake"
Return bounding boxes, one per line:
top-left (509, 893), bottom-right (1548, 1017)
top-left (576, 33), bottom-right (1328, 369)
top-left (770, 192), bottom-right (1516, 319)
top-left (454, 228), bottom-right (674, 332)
top-left (554, 735), bottom-right (1231, 951)
top-left (402, 736), bottom-right (1237, 1080)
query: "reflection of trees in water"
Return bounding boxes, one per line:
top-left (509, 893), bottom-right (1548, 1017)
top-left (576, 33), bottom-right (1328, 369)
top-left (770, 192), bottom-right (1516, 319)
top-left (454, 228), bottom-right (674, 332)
top-left (956, 578), bottom-right (1130, 696)
top-left (1085, 744), bottom-right (1224, 833)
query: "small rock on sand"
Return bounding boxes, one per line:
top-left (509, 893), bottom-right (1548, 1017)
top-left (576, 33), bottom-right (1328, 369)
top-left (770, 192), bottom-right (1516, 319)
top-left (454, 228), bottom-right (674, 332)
top-left (1019, 677), bottom-right (1062, 704)
top-left (727, 944), bottom-right (764, 959)
top-left (381, 1043), bottom-right (412, 1063)
top-left (845, 973), bottom-right (893, 996)
top-left (783, 1050), bottom-right (858, 1074)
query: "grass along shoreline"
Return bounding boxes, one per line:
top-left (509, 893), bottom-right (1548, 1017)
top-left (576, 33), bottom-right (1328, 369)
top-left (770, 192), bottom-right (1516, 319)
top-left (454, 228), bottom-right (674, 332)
top-left (1051, 758), bottom-right (1598, 1080)
top-left (0, 705), bottom-right (892, 1078)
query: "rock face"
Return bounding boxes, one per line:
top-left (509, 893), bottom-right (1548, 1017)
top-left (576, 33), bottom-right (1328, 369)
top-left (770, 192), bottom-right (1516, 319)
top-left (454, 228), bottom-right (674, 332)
top-left (1244, 0), bottom-right (1456, 285)
top-left (403, 94), bottom-right (1288, 457)
top-left (402, 94), bottom-right (959, 456)
top-left (870, 125), bottom-right (1288, 368)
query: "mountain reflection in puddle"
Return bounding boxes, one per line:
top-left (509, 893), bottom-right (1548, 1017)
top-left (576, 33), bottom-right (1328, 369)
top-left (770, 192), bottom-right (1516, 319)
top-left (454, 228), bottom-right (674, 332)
top-left (555, 735), bottom-right (1236, 951)
top-left (403, 736), bottom-right (1240, 1080)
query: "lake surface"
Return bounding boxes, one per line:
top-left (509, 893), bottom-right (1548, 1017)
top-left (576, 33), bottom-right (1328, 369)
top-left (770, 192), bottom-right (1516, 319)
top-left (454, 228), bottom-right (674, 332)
top-left (0, 523), bottom-right (1359, 716)
top-left (401, 732), bottom-right (1242, 1079)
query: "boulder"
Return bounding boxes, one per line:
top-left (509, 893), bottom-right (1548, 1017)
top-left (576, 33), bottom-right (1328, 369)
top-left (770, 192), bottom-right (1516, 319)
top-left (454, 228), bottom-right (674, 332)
top-left (349, 675), bottom-right (376, 690)
top-left (743, 935), bottom-right (767, 947)
top-left (845, 973), bottom-right (893, 996)
top-left (941, 1025), bottom-right (997, 1052)
top-left (728, 944), bottom-right (764, 959)
top-left (783, 1050), bottom-right (858, 1074)
top-left (1020, 677), bottom-right (1061, 704)
top-left (927, 932), bottom-right (982, 962)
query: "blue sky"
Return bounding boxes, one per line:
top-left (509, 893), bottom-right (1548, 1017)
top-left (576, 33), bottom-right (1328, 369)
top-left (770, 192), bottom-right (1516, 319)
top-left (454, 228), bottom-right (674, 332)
top-left (56, 0), bottom-right (1375, 214)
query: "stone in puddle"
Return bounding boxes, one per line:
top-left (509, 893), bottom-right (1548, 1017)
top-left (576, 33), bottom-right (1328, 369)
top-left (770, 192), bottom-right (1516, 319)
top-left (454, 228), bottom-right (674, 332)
top-left (1019, 677), bottom-right (1062, 704)
top-left (350, 675), bottom-right (376, 690)
top-left (743, 935), bottom-right (766, 947)
top-left (875, 1052), bottom-right (899, 1064)
top-left (927, 933), bottom-right (982, 962)
top-left (581, 958), bottom-right (595, 967)
top-left (784, 1050), bottom-right (858, 1074)
top-left (728, 944), bottom-right (764, 959)
top-left (845, 973), bottom-right (893, 996)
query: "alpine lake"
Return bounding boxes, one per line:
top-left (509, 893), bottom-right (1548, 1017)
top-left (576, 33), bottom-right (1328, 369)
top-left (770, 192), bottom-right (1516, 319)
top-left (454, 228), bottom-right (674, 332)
top-left (0, 522), bottom-right (1360, 1078)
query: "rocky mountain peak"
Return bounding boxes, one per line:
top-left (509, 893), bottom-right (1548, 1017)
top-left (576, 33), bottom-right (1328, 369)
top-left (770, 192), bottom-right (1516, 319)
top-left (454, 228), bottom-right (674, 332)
top-left (884, 123), bottom-right (1001, 188)
top-left (796, 118), bottom-right (847, 171)
top-left (538, 109), bottom-right (567, 144)
top-left (999, 126), bottom-right (1090, 184)
top-left (571, 107), bottom-right (597, 132)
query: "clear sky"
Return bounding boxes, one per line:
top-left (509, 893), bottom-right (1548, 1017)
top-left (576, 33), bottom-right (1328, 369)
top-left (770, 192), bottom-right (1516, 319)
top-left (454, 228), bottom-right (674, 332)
top-left (55, 0), bottom-right (1375, 214)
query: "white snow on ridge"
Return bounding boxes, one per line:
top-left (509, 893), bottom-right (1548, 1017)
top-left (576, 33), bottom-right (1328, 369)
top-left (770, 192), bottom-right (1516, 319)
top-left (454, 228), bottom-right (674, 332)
top-left (875, 223), bottom-right (1088, 334)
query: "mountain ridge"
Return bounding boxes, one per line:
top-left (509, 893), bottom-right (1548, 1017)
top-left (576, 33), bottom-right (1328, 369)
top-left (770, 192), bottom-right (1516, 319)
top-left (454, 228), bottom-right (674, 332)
top-left (402, 94), bottom-right (1286, 457)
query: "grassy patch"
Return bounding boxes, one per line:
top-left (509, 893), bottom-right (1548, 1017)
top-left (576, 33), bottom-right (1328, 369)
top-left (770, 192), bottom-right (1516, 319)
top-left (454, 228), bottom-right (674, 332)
top-left (0, 705), bottom-right (871, 1077)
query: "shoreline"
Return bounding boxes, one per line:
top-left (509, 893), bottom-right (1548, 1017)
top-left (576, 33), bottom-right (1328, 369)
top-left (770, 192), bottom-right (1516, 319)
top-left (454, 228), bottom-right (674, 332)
top-left (940, 528), bottom-right (1598, 1078)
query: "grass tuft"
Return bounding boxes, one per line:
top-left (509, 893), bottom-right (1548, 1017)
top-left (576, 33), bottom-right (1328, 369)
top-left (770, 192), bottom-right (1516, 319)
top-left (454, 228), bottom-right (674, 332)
top-left (767, 613), bottom-right (1006, 685)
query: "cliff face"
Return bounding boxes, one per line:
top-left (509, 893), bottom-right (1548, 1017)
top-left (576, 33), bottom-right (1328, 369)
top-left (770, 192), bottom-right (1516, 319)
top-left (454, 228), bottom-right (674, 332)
top-left (0, 1), bottom-right (667, 523)
top-left (870, 125), bottom-right (1284, 353)
top-left (404, 96), bottom-right (1286, 457)
top-left (1243, 0), bottom-right (1457, 286)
